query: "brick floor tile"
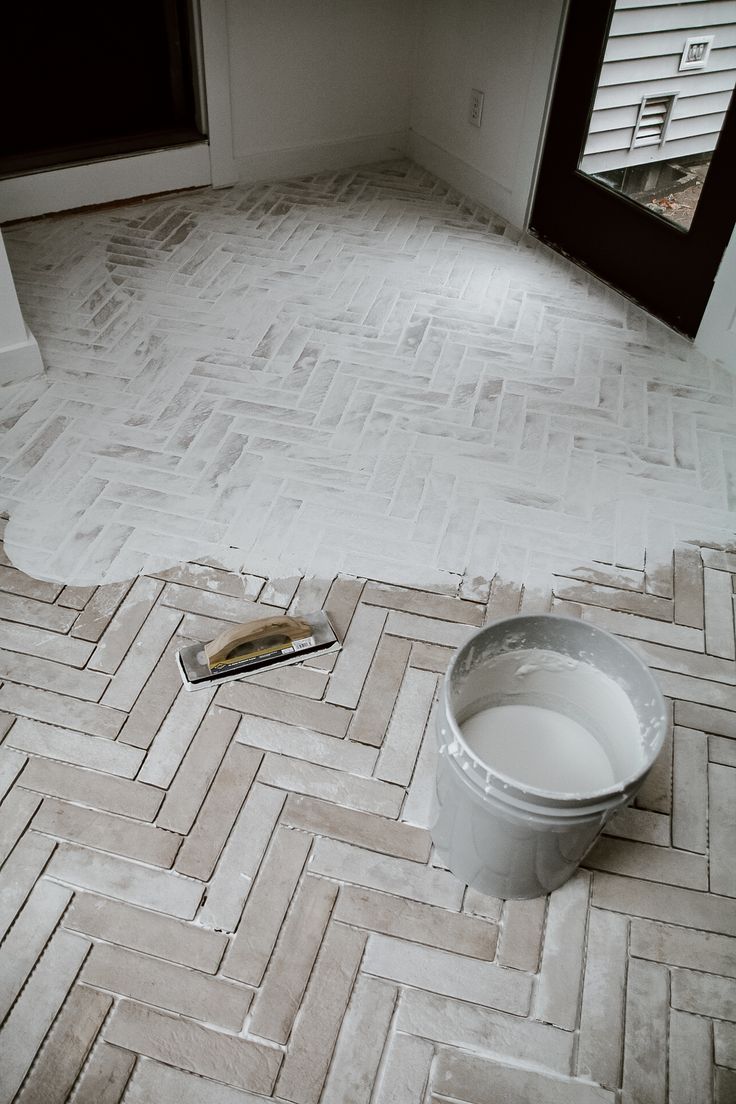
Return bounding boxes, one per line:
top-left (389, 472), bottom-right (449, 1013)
top-left (673, 544), bottom-right (705, 629)
top-left (237, 714), bottom-right (376, 775)
top-left (174, 743), bottom-right (262, 881)
top-left (8, 717), bottom-right (144, 777)
top-left (281, 794), bottom-right (431, 862)
top-left (0, 930), bottom-right (90, 1104)
top-left (594, 871), bottom-right (736, 935)
top-left (374, 668), bottom-right (436, 786)
top-left (714, 1021), bottom-right (736, 1068)
top-left (0, 683), bottom-right (125, 738)
top-left (219, 682), bottom-right (351, 737)
top-left (621, 958), bottom-right (669, 1104)
top-left (117, 638), bottom-right (184, 748)
top-left (104, 1000), bottom-right (282, 1096)
top-left (347, 633), bottom-right (412, 747)
top-left (123, 1059), bottom-right (259, 1104)
top-left (65, 890), bottom-right (227, 973)
top-left (672, 727), bottom-right (708, 853)
top-left (373, 1034), bottom-right (434, 1104)
top-left (0, 592), bottom-right (77, 633)
top-left (100, 604), bottom-right (182, 711)
top-left (325, 602), bottom-right (387, 709)
top-left (675, 699), bottom-right (736, 737)
top-left (69, 1041), bottom-right (135, 1104)
top-left (0, 878), bottom-right (72, 1022)
top-left (577, 908), bottom-right (628, 1089)
top-left (585, 836), bottom-right (708, 890)
top-left (197, 782), bottom-right (285, 932)
top-left (0, 649), bottom-right (109, 700)
top-left (155, 705), bottom-right (236, 834)
top-left (334, 884), bottom-right (497, 958)
top-left (223, 826), bottom-right (312, 985)
top-left (274, 922), bottom-right (366, 1104)
top-left (710, 734), bottom-right (736, 766)
top-left (48, 841), bottom-right (203, 918)
top-left (495, 895), bottom-right (547, 972)
top-left (88, 577), bottom-right (164, 674)
top-left (671, 968), bottom-right (736, 1020)
top-left (0, 786), bottom-right (41, 866)
top-left (259, 753), bottom-right (403, 817)
top-left (249, 876), bottom-right (337, 1043)
top-left (670, 1010), bottom-right (714, 1104)
top-left (15, 984), bottom-right (111, 1104)
top-left (363, 933), bottom-right (531, 1015)
top-left (137, 688), bottom-right (216, 789)
top-left (363, 583), bottom-right (484, 624)
top-left (0, 618), bottom-right (94, 667)
top-left (397, 988), bottom-right (573, 1076)
top-left (310, 837), bottom-right (463, 910)
top-left (534, 872), bottom-right (590, 1030)
top-left (709, 763), bottom-right (736, 897)
top-left (704, 567), bottom-right (736, 660)
top-left (34, 797), bottom-right (180, 866)
top-left (19, 757), bottom-right (163, 820)
top-left (69, 580), bottom-right (132, 642)
top-left (433, 1050), bottom-right (614, 1104)
top-left (630, 918), bottom-right (736, 977)
top-left (82, 942), bottom-right (252, 1029)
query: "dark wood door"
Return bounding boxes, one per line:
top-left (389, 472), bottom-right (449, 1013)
top-left (531, 0), bottom-right (736, 337)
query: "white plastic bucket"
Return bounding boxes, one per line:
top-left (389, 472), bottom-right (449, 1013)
top-left (430, 614), bottom-right (667, 900)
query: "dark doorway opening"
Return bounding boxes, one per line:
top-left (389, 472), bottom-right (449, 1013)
top-left (1, 0), bottom-right (204, 179)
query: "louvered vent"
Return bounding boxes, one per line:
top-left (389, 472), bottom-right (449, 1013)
top-left (631, 94), bottom-right (677, 149)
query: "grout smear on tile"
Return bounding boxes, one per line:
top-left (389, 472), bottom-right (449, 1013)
top-left (2, 161), bottom-right (736, 590)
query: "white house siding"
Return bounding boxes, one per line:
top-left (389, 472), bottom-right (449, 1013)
top-left (580, 0), bottom-right (736, 175)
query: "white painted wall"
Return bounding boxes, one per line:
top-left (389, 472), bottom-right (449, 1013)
top-left (0, 231), bottom-right (43, 386)
top-left (225, 0), bottom-right (417, 181)
top-left (408, 0), bottom-right (566, 228)
top-left (696, 221), bottom-right (736, 370)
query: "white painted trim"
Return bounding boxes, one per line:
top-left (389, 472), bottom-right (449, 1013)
top-left (0, 327), bottom-right (44, 387)
top-left (0, 230), bottom-right (27, 346)
top-left (696, 222), bottom-right (736, 371)
top-left (0, 230), bottom-right (44, 385)
top-left (234, 130), bottom-right (408, 185)
top-left (407, 130), bottom-right (513, 224)
top-left (0, 144), bottom-right (212, 223)
top-left (199, 0), bottom-right (238, 187)
top-left (520, 0), bottom-right (570, 230)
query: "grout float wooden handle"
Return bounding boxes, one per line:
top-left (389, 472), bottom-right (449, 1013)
top-left (204, 615), bottom-right (314, 672)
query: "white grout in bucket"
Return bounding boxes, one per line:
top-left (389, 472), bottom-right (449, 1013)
top-left (461, 704), bottom-right (616, 794)
top-left (454, 647), bottom-right (646, 798)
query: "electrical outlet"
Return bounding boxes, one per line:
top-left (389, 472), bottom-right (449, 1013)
top-left (469, 89), bottom-right (484, 127)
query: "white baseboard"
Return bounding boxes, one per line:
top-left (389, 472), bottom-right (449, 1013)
top-left (407, 130), bottom-right (518, 228)
top-left (0, 144), bottom-right (212, 223)
top-left (233, 130), bottom-right (408, 184)
top-left (0, 326), bottom-right (44, 387)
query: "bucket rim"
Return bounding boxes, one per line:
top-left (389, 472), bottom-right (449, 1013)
top-left (441, 611), bottom-right (668, 808)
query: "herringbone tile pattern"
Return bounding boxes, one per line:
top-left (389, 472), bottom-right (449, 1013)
top-left (2, 161), bottom-right (736, 591)
top-left (1, 514), bottom-right (735, 1102)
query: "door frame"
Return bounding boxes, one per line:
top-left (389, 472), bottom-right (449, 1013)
top-left (529, 0), bottom-right (736, 337)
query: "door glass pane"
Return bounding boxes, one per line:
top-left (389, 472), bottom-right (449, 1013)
top-left (578, 0), bottom-right (736, 230)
